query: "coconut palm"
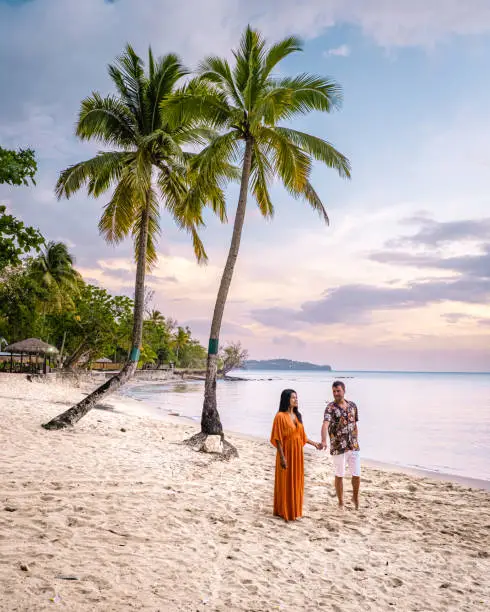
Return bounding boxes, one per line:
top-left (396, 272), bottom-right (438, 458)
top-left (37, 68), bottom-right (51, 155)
top-left (30, 241), bottom-right (81, 313)
top-left (163, 26), bottom-right (350, 444)
top-left (43, 44), bottom-right (235, 430)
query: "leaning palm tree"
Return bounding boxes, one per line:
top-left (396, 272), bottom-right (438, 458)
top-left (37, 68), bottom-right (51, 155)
top-left (163, 26), bottom-right (350, 445)
top-left (43, 45), bottom-right (234, 430)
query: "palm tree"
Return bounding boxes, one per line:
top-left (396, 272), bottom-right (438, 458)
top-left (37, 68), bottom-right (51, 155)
top-left (148, 309), bottom-right (165, 324)
top-left (173, 325), bottom-right (190, 364)
top-left (43, 45), bottom-right (234, 430)
top-left (163, 26), bottom-right (350, 445)
top-left (30, 241), bottom-right (81, 313)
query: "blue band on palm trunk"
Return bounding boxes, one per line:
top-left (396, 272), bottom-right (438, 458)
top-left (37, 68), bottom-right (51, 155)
top-left (129, 348), bottom-right (140, 362)
top-left (208, 338), bottom-right (219, 355)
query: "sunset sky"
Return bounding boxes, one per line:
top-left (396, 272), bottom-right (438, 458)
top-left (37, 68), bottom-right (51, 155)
top-left (1, 0), bottom-right (490, 371)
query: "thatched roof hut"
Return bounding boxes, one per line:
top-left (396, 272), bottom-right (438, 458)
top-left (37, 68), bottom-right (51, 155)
top-left (4, 338), bottom-right (59, 355)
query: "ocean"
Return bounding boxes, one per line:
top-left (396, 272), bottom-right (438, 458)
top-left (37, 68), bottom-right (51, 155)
top-left (124, 370), bottom-right (490, 483)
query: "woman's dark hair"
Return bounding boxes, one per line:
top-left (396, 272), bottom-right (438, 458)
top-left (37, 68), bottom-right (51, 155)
top-left (278, 388), bottom-right (302, 423)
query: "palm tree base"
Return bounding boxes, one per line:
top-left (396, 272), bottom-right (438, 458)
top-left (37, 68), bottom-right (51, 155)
top-left (184, 431), bottom-right (238, 459)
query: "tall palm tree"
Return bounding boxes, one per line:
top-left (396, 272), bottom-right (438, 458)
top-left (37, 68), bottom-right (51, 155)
top-left (163, 26), bottom-right (350, 444)
top-left (30, 241), bottom-right (81, 313)
top-left (43, 45), bottom-right (235, 430)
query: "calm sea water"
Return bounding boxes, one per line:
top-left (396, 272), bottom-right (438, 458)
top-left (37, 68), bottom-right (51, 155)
top-left (124, 370), bottom-right (490, 482)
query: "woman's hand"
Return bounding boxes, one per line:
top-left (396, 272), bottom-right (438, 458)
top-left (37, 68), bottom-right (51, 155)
top-left (280, 456), bottom-right (287, 470)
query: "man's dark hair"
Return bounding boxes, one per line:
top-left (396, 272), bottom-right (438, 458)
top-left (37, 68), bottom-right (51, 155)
top-left (332, 380), bottom-right (345, 391)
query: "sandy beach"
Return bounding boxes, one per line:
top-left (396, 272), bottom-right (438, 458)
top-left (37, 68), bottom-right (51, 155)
top-left (0, 374), bottom-right (489, 611)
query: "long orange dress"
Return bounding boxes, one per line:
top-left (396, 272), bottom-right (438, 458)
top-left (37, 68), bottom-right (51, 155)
top-left (270, 411), bottom-right (307, 521)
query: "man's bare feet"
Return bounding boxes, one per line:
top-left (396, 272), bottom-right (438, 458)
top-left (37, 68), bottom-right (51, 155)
top-left (352, 496), bottom-right (359, 510)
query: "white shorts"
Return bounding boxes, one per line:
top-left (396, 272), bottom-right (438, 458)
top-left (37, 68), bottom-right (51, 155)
top-left (332, 451), bottom-right (361, 477)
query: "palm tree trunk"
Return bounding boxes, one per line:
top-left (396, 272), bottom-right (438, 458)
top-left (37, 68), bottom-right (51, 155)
top-left (42, 197), bottom-right (151, 430)
top-left (62, 338), bottom-right (88, 370)
top-left (201, 137), bottom-right (254, 436)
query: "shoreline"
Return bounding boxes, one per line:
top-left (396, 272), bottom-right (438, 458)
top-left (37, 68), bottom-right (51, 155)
top-left (121, 383), bottom-right (490, 491)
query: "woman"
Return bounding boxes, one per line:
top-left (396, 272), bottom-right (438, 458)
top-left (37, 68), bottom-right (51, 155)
top-left (270, 389), bottom-right (320, 521)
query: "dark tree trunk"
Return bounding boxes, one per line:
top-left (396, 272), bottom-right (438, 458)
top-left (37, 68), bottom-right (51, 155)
top-left (42, 198), bottom-right (151, 430)
top-left (200, 137), bottom-right (254, 439)
top-left (62, 339), bottom-right (88, 371)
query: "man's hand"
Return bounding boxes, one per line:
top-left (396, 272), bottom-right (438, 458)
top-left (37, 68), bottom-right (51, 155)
top-left (319, 441), bottom-right (327, 450)
top-left (280, 456), bottom-right (287, 470)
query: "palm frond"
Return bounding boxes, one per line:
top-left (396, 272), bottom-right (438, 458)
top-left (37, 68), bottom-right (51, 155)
top-left (98, 172), bottom-right (137, 244)
top-left (257, 126), bottom-right (310, 192)
top-left (262, 36), bottom-right (303, 79)
top-left (161, 79), bottom-right (234, 131)
top-left (198, 56), bottom-right (244, 110)
top-left (190, 225), bottom-right (208, 264)
top-left (250, 141), bottom-right (274, 217)
top-left (269, 74), bottom-right (343, 119)
top-left (274, 127), bottom-right (351, 178)
top-left (146, 51), bottom-right (188, 132)
top-left (108, 44), bottom-right (146, 132)
top-left (132, 188), bottom-right (160, 269)
top-left (55, 151), bottom-right (130, 200)
top-left (77, 93), bottom-right (137, 146)
top-left (301, 180), bottom-right (329, 224)
top-left (233, 25), bottom-right (265, 97)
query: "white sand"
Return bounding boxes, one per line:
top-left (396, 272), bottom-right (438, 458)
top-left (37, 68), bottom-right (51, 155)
top-left (0, 373), bottom-right (489, 611)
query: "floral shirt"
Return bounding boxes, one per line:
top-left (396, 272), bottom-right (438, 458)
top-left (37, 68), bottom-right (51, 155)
top-left (324, 400), bottom-right (360, 455)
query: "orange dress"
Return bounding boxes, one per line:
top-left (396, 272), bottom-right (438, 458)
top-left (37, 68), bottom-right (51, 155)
top-left (270, 412), bottom-right (307, 521)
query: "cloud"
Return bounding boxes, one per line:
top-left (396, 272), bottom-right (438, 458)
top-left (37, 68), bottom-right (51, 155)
top-left (325, 44), bottom-right (350, 57)
top-left (252, 277), bottom-right (490, 328)
top-left (387, 215), bottom-right (490, 248)
top-left (370, 213), bottom-right (490, 279)
top-left (442, 313), bottom-right (490, 327)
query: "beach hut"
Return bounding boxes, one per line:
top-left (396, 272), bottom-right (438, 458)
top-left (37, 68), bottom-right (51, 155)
top-left (94, 357), bottom-right (112, 371)
top-left (3, 338), bottom-right (59, 374)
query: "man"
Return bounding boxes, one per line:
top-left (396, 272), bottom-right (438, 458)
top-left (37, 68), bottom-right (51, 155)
top-left (320, 381), bottom-right (360, 509)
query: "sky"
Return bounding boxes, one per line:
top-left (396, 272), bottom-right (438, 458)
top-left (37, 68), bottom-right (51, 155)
top-left (1, 0), bottom-right (490, 371)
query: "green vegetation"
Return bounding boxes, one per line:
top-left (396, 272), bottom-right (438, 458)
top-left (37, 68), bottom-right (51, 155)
top-left (0, 250), bottom-right (207, 372)
top-left (0, 146), bottom-right (37, 186)
top-left (0, 205), bottom-right (45, 272)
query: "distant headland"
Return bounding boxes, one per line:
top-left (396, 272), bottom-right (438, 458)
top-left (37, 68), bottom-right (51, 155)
top-left (242, 359), bottom-right (332, 371)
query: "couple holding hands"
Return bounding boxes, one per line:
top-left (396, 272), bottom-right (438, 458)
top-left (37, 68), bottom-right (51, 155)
top-left (270, 381), bottom-right (361, 521)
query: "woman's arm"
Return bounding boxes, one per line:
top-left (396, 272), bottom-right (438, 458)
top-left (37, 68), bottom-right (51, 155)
top-left (306, 439), bottom-right (321, 449)
top-left (275, 440), bottom-right (287, 469)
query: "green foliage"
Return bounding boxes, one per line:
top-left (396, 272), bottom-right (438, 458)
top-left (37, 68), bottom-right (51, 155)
top-left (162, 25), bottom-right (350, 223)
top-left (0, 147), bottom-right (37, 186)
top-left (0, 248), bottom-right (205, 369)
top-left (0, 205), bottom-right (45, 271)
top-left (56, 44), bottom-right (236, 269)
top-left (29, 241), bottom-right (82, 313)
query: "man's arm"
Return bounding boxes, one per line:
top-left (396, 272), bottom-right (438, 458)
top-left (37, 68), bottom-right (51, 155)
top-left (320, 421), bottom-right (329, 450)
